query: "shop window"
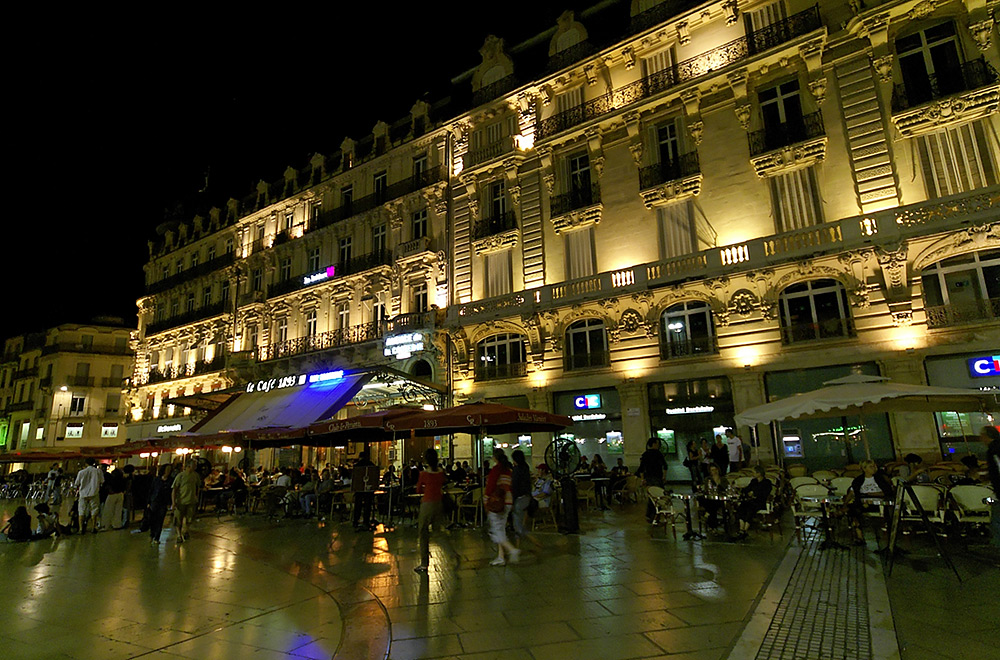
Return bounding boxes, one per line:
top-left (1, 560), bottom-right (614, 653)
top-left (475, 333), bottom-right (527, 381)
top-left (778, 279), bottom-right (853, 344)
top-left (659, 301), bottom-right (716, 359)
top-left (565, 318), bottom-right (609, 370)
top-left (921, 248), bottom-right (1000, 328)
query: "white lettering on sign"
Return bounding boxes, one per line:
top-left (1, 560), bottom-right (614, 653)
top-left (246, 374), bottom-right (307, 393)
top-left (308, 370), bottom-right (344, 384)
top-left (303, 266), bottom-right (336, 286)
top-left (571, 413), bottom-right (607, 421)
top-left (665, 405), bottom-right (715, 415)
top-left (156, 424), bottom-right (183, 433)
top-left (384, 332), bottom-right (424, 360)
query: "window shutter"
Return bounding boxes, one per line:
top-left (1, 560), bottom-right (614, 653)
top-left (770, 167), bottom-right (821, 231)
top-left (658, 202), bottom-right (695, 259)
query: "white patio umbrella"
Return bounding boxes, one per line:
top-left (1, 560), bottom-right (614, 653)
top-left (734, 374), bottom-right (998, 460)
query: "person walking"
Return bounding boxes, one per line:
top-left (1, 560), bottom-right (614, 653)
top-left (636, 437), bottom-right (669, 523)
top-left (711, 435), bottom-right (730, 475)
top-left (510, 449), bottom-right (541, 547)
top-left (171, 461), bottom-right (201, 544)
top-left (981, 426), bottom-right (1000, 549)
top-left (73, 458), bottom-right (104, 534)
top-left (414, 448), bottom-right (456, 574)
top-left (147, 465), bottom-right (173, 545)
top-left (485, 448), bottom-right (519, 566)
top-left (101, 465), bottom-right (127, 531)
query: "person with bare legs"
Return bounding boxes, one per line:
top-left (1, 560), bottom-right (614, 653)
top-left (485, 449), bottom-right (519, 566)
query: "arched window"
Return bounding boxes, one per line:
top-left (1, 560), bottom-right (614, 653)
top-left (921, 248), bottom-right (1000, 327)
top-left (660, 301), bottom-right (715, 359)
top-left (565, 319), bottom-right (608, 370)
top-left (778, 279), bottom-right (853, 344)
top-left (411, 359), bottom-right (433, 379)
top-left (475, 334), bottom-right (527, 381)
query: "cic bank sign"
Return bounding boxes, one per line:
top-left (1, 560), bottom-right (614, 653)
top-left (968, 355), bottom-right (1000, 378)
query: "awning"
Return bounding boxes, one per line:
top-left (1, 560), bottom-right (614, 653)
top-left (189, 371), bottom-right (371, 439)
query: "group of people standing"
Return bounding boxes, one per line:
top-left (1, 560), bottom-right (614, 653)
top-left (683, 429), bottom-right (748, 486)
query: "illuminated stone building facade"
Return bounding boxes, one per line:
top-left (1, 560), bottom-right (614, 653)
top-left (0, 321), bottom-right (132, 456)
top-left (133, 0), bottom-right (999, 472)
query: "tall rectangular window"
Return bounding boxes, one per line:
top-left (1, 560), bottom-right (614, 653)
top-left (658, 202), bottom-right (696, 259)
top-left (411, 209), bottom-right (428, 240)
top-left (373, 171), bottom-right (387, 201)
top-left (413, 154), bottom-right (427, 177)
top-left (745, 0), bottom-right (786, 32)
top-left (220, 280), bottom-right (230, 304)
top-left (372, 224), bottom-right (387, 254)
top-left (916, 120), bottom-right (997, 198)
top-left (305, 310), bottom-right (317, 337)
top-left (557, 87), bottom-right (583, 114)
top-left (641, 49), bottom-right (672, 78)
top-left (897, 23), bottom-right (962, 106)
top-left (202, 287), bottom-right (212, 307)
top-left (252, 268), bottom-right (263, 292)
top-left (276, 317), bottom-right (288, 343)
top-left (308, 247), bottom-right (321, 272)
top-left (656, 121), bottom-right (681, 165)
top-left (484, 250), bottom-right (513, 298)
top-left (339, 237), bottom-right (352, 265)
top-left (412, 282), bottom-right (428, 313)
top-left (186, 293), bottom-right (195, 312)
top-left (568, 153), bottom-right (591, 195)
top-left (70, 394), bottom-right (86, 416)
top-left (759, 80), bottom-right (804, 143)
top-left (337, 301), bottom-right (351, 329)
top-left (207, 245), bottom-right (216, 261)
top-left (341, 185), bottom-right (353, 208)
top-left (246, 324), bottom-right (258, 349)
top-left (280, 258), bottom-right (292, 281)
top-left (488, 180), bottom-right (506, 218)
top-left (373, 293), bottom-right (386, 326)
top-left (770, 167), bottom-right (823, 231)
top-left (565, 227), bottom-right (596, 280)
top-left (190, 252), bottom-right (199, 268)
top-left (225, 238), bottom-right (233, 254)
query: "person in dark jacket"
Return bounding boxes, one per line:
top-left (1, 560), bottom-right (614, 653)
top-left (710, 435), bottom-right (730, 474)
top-left (2, 506), bottom-right (32, 541)
top-left (510, 449), bottom-right (538, 546)
top-left (637, 437), bottom-right (669, 523)
top-left (732, 466), bottom-right (772, 541)
top-left (981, 426), bottom-right (1000, 548)
top-left (845, 460), bottom-right (894, 545)
top-left (147, 464), bottom-right (174, 545)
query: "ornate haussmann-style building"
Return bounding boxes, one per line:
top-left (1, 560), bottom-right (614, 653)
top-left (130, 0), bottom-right (999, 475)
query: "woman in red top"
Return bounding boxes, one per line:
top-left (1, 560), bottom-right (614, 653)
top-left (485, 448), bottom-right (519, 566)
top-left (414, 448), bottom-right (452, 574)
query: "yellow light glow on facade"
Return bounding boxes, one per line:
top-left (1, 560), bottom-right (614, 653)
top-left (735, 345), bottom-right (761, 368)
top-left (531, 371), bottom-right (547, 389)
top-left (890, 325), bottom-right (921, 352)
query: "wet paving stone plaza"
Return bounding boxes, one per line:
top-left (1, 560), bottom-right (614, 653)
top-left (2, 498), bottom-right (997, 660)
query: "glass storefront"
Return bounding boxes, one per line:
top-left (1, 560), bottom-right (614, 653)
top-left (764, 363), bottom-right (895, 469)
top-left (647, 377), bottom-right (735, 482)
top-left (553, 388), bottom-right (623, 467)
top-left (483, 395), bottom-right (534, 459)
top-left (925, 352), bottom-right (1000, 458)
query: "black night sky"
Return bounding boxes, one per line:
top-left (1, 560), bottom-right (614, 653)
top-left (6, 2), bottom-right (603, 340)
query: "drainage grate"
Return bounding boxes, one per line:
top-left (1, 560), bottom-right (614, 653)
top-left (755, 530), bottom-right (873, 660)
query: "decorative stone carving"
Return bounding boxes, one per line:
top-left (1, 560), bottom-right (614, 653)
top-left (722, 0), bottom-right (738, 25)
top-left (858, 13), bottom-right (891, 48)
top-left (621, 46), bottom-right (636, 70)
top-left (728, 289), bottom-right (759, 317)
top-left (550, 204), bottom-right (602, 235)
top-left (735, 104), bottom-right (752, 130)
top-left (750, 137), bottom-right (828, 178)
top-left (472, 35), bottom-right (514, 93)
top-left (591, 155), bottom-right (606, 179)
top-left (798, 38), bottom-right (826, 74)
top-left (618, 308), bottom-right (644, 335)
top-left (872, 55), bottom-right (894, 83)
top-left (543, 173), bottom-right (555, 194)
top-left (639, 174), bottom-right (704, 209)
top-left (676, 21), bottom-right (690, 45)
top-left (969, 19), bottom-right (994, 51)
top-left (891, 84), bottom-right (1000, 138)
top-left (688, 121), bottom-right (704, 145)
top-left (472, 228), bottom-right (519, 257)
top-left (808, 77), bottom-right (827, 105)
top-left (628, 141), bottom-right (644, 166)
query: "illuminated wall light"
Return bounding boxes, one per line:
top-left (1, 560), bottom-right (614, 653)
top-left (735, 345), bottom-right (760, 369)
top-left (890, 325), bottom-right (921, 352)
top-left (233, 447), bottom-right (242, 453)
top-left (222, 446), bottom-right (233, 453)
top-left (422, 404), bottom-right (436, 411)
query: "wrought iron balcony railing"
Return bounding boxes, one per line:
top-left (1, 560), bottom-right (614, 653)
top-left (13, 368), bottom-right (38, 380)
top-left (535, 5), bottom-right (822, 141)
top-left (472, 75), bottom-right (519, 107)
top-left (564, 350), bottom-right (610, 371)
top-left (891, 58), bottom-right (1000, 112)
top-left (142, 355), bottom-right (227, 386)
top-left (659, 335), bottom-right (717, 360)
top-left (780, 317), bottom-right (855, 344)
top-left (629, 0), bottom-right (704, 34)
top-left (925, 298), bottom-right (1000, 329)
top-left (146, 301), bottom-right (226, 335)
top-left (146, 251), bottom-right (235, 295)
top-left (255, 322), bottom-right (383, 362)
top-left (747, 111), bottom-right (825, 156)
top-left (41, 343), bottom-right (132, 357)
top-left (638, 152), bottom-right (701, 190)
top-left (475, 361), bottom-right (528, 381)
top-left (473, 211), bottom-right (518, 240)
top-left (466, 137), bottom-right (515, 168)
top-left (313, 166), bottom-right (446, 230)
top-left (547, 41), bottom-right (597, 73)
top-left (268, 250), bottom-right (393, 299)
top-left (551, 184), bottom-right (601, 216)
top-left (66, 376), bottom-right (95, 387)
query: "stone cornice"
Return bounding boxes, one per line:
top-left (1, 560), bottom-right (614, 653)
top-left (639, 174), bottom-right (704, 209)
top-left (750, 137), bottom-right (828, 178)
top-left (472, 229), bottom-right (520, 256)
top-left (550, 203), bottom-right (603, 235)
top-left (891, 84), bottom-right (1000, 138)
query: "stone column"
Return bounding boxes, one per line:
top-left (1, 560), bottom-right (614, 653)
top-left (880, 354), bottom-right (941, 461)
top-left (616, 380), bottom-right (649, 469)
top-left (526, 388), bottom-right (552, 468)
top-left (731, 369), bottom-right (773, 464)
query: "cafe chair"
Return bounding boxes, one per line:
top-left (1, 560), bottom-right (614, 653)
top-left (646, 486), bottom-right (682, 537)
top-left (900, 484), bottom-right (946, 527)
top-left (791, 483), bottom-right (830, 542)
top-left (458, 488), bottom-right (483, 527)
top-left (531, 501), bottom-right (558, 530)
top-left (755, 492), bottom-right (783, 542)
top-left (263, 486), bottom-right (288, 521)
top-left (787, 464), bottom-right (808, 478)
top-left (948, 485), bottom-right (993, 533)
top-left (618, 475), bottom-right (642, 505)
top-left (789, 476), bottom-right (819, 490)
top-left (576, 480), bottom-right (597, 512)
top-left (829, 477), bottom-right (854, 497)
top-left (811, 470), bottom-right (838, 482)
top-left (732, 476), bottom-right (753, 489)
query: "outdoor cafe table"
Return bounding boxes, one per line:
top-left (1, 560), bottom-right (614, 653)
top-left (798, 493), bottom-right (847, 550)
top-left (671, 492), bottom-right (704, 541)
top-left (591, 477), bottom-right (611, 510)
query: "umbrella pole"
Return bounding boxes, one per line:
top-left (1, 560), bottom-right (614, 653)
top-left (955, 411), bottom-right (970, 456)
top-left (841, 415), bottom-right (855, 464)
top-left (859, 415), bottom-right (871, 462)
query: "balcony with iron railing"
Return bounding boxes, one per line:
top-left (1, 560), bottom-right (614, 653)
top-left (535, 5), bottom-right (822, 141)
top-left (313, 166), bottom-right (447, 231)
top-left (925, 298), bottom-right (1000, 329)
top-left (475, 361), bottom-right (528, 381)
top-left (6, 400), bottom-right (35, 413)
top-left (891, 58), bottom-right (999, 113)
top-left (13, 367), bottom-right (38, 380)
top-left (638, 152), bottom-right (701, 190)
top-left (383, 311), bottom-right (436, 334)
top-left (780, 317), bottom-right (855, 345)
top-left (41, 343), bottom-right (132, 357)
top-left (564, 350), bottom-right (610, 371)
top-left (466, 137), bottom-right (515, 168)
top-left (146, 301), bottom-right (227, 336)
top-left (629, 0), bottom-right (704, 34)
top-left (146, 251), bottom-right (236, 294)
top-left (551, 184), bottom-right (601, 216)
top-left (65, 376), bottom-right (95, 387)
top-left (547, 41), bottom-right (598, 74)
top-left (142, 354), bottom-right (227, 386)
top-left (747, 112), bottom-right (825, 156)
top-left (659, 336), bottom-right (717, 360)
top-left (255, 322), bottom-right (383, 362)
top-left (473, 211), bottom-right (518, 240)
top-left (471, 75), bottom-right (520, 107)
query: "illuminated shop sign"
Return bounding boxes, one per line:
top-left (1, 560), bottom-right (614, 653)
top-left (665, 405), bottom-right (716, 415)
top-left (571, 413), bottom-right (607, 422)
top-left (246, 369), bottom-right (346, 393)
top-left (574, 394), bottom-right (602, 410)
top-left (101, 424), bottom-right (119, 438)
top-left (308, 370), bottom-right (344, 384)
top-left (384, 333), bottom-right (424, 360)
top-left (66, 423), bottom-right (84, 439)
top-left (156, 424), bottom-right (183, 433)
top-left (968, 355), bottom-right (1000, 377)
top-left (303, 266), bottom-right (336, 286)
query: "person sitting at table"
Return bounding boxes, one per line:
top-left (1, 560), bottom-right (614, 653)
top-left (731, 465), bottom-right (772, 541)
top-left (275, 469), bottom-right (292, 489)
top-left (299, 470), bottom-right (319, 517)
top-left (383, 465), bottom-right (399, 487)
top-left (204, 468), bottom-right (224, 489)
top-left (948, 455), bottom-right (983, 486)
top-left (576, 456), bottom-right (590, 474)
top-left (449, 462), bottom-right (467, 484)
top-left (591, 455), bottom-right (610, 510)
top-left (532, 464), bottom-right (554, 509)
top-left (698, 464), bottom-right (729, 530)
top-left (316, 469), bottom-right (336, 518)
top-left (898, 453), bottom-right (930, 483)
top-left (845, 459), bottom-right (894, 546)
top-left (224, 468), bottom-right (247, 511)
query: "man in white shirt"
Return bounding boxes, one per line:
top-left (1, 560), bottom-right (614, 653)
top-left (275, 469), bottom-right (292, 488)
top-left (73, 458), bottom-right (104, 533)
top-left (724, 428), bottom-right (744, 473)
